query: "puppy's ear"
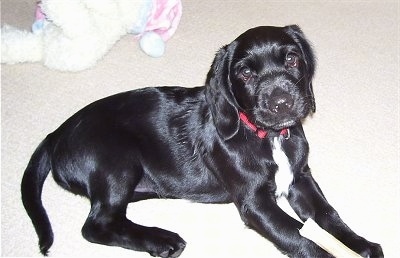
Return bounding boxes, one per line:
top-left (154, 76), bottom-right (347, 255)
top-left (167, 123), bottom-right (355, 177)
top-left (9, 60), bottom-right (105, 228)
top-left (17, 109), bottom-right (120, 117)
top-left (285, 25), bottom-right (316, 113)
top-left (205, 43), bottom-right (240, 140)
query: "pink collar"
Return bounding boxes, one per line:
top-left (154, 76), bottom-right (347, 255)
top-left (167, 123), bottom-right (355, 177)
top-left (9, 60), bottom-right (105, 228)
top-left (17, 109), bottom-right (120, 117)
top-left (239, 112), bottom-right (289, 139)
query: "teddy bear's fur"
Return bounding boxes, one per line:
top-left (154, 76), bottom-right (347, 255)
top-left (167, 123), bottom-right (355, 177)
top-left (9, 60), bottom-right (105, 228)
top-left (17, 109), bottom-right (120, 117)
top-left (1, 0), bottom-right (182, 72)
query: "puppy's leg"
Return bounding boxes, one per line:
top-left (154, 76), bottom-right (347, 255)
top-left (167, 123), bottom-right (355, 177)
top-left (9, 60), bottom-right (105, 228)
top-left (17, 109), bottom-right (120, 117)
top-left (237, 195), bottom-right (332, 257)
top-left (80, 171), bottom-right (186, 258)
top-left (287, 173), bottom-right (383, 257)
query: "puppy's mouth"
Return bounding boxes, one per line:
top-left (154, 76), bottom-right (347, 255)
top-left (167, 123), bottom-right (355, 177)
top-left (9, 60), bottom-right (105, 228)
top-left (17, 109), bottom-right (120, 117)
top-left (255, 101), bottom-right (311, 130)
top-left (263, 119), bottom-right (298, 131)
top-left (253, 110), bottom-right (302, 130)
top-left (274, 120), bottom-right (297, 129)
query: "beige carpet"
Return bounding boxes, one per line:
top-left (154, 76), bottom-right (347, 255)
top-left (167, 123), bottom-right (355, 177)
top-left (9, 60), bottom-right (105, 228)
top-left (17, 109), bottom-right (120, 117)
top-left (1, 0), bottom-right (399, 257)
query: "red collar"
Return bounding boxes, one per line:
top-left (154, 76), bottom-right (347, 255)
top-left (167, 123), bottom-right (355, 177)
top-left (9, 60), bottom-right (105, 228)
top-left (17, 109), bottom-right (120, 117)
top-left (239, 112), bottom-right (289, 139)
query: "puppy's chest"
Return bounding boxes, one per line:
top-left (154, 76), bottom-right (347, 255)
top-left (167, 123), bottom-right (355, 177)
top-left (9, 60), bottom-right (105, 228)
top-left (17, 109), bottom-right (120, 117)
top-left (271, 137), bottom-right (293, 197)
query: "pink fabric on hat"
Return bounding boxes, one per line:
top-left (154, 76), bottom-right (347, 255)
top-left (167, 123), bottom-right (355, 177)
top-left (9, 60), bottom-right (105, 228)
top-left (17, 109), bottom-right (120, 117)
top-left (144, 0), bottom-right (182, 41)
top-left (35, 2), bottom-right (45, 21)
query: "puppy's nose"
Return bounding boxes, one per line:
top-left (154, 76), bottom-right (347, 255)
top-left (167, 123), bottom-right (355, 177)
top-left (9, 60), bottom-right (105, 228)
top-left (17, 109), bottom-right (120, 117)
top-left (269, 94), bottom-right (294, 113)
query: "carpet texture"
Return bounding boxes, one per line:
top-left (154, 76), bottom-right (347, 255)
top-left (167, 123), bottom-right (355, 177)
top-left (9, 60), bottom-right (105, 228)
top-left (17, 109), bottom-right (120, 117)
top-left (1, 1), bottom-right (399, 257)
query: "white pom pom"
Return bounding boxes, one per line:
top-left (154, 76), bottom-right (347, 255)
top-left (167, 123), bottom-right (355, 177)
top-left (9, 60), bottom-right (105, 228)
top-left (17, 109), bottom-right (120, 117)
top-left (139, 31), bottom-right (165, 58)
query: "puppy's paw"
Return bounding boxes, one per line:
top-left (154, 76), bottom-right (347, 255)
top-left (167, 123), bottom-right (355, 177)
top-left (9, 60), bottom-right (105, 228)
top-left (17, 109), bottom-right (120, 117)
top-left (357, 241), bottom-right (384, 258)
top-left (146, 227), bottom-right (186, 258)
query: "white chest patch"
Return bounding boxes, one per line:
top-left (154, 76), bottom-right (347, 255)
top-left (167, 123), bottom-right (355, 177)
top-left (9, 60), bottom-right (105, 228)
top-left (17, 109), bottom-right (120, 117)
top-left (272, 137), bottom-right (293, 197)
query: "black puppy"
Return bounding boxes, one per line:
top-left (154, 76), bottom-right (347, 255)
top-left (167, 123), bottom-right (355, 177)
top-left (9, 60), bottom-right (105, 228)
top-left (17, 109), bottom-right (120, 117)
top-left (22, 25), bottom-right (383, 257)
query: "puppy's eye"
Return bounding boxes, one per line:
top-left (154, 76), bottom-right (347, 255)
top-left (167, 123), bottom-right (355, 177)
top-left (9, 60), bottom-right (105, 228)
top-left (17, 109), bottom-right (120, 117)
top-left (239, 66), bottom-right (252, 81)
top-left (286, 53), bottom-right (298, 68)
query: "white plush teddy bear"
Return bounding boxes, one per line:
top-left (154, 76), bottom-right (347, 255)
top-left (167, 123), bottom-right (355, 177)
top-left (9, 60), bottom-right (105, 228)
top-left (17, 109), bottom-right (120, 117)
top-left (1, 0), bottom-right (182, 72)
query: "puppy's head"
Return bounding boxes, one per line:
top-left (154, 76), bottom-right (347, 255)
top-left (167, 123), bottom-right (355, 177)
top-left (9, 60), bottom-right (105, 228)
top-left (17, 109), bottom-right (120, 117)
top-left (206, 25), bottom-right (316, 139)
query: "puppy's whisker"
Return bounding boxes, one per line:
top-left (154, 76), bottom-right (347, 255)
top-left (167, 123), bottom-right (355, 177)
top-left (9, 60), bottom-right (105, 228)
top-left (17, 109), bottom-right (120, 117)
top-left (294, 75), bottom-right (306, 86)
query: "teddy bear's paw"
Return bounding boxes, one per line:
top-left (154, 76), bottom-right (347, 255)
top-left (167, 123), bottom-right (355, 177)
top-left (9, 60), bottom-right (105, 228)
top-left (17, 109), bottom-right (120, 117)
top-left (1, 25), bottom-right (43, 64)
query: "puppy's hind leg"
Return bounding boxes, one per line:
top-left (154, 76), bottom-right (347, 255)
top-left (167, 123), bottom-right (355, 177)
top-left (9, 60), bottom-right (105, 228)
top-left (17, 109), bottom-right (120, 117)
top-left (81, 170), bottom-right (186, 257)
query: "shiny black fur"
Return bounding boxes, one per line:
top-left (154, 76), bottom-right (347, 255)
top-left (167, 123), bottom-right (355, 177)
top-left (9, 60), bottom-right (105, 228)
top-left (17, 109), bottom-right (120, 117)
top-left (21, 25), bottom-right (383, 257)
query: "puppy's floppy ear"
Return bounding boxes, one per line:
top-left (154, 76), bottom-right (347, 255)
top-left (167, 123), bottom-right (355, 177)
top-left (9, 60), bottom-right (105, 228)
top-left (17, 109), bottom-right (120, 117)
top-left (285, 25), bottom-right (316, 112)
top-left (205, 42), bottom-right (240, 140)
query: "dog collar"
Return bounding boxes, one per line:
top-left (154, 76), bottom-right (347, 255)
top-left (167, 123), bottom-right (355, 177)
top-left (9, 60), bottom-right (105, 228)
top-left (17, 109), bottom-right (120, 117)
top-left (239, 112), bottom-right (289, 139)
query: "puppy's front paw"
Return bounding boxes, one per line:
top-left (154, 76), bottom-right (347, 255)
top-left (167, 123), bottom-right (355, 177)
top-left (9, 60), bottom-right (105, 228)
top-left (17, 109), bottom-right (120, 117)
top-left (357, 241), bottom-right (383, 258)
top-left (146, 227), bottom-right (186, 258)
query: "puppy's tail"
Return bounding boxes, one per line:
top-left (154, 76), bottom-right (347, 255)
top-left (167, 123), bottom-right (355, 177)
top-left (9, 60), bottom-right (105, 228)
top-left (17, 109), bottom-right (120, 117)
top-left (21, 137), bottom-right (53, 256)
